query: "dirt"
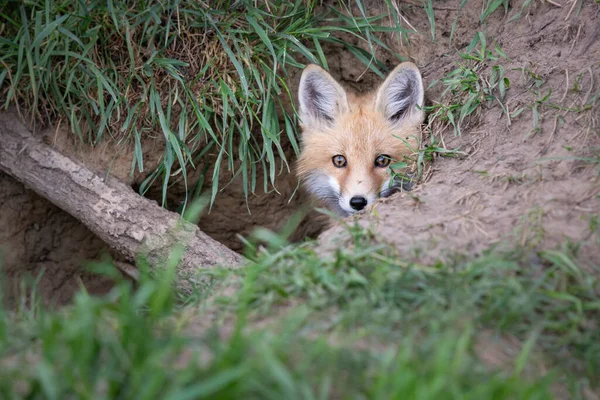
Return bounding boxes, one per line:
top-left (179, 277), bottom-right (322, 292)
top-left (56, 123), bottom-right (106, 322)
top-left (320, 0), bottom-right (600, 270)
top-left (0, 173), bottom-right (115, 307)
top-left (1, 0), bottom-right (599, 306)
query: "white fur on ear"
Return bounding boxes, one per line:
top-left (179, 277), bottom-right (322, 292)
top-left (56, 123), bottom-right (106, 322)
top-left (375, 62), bottom-right (425, 125)
top-left (298, 65), bottom-right (349, 128)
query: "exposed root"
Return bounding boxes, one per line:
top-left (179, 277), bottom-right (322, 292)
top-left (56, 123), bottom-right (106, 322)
top-left (560, 69), bottom-right (569, 103)
top-left (582, 67), bottom-right (595, 106)
top-left (569, 23), bottom-right (584, 54)
top-left (115, 261), bottom-right (140, 281)
top-left (565, 0), bottom-right (580, 20)
top-left (543, 0), bottom-right (563, 7)
top-left (454, 190), bottom-right (481, 207)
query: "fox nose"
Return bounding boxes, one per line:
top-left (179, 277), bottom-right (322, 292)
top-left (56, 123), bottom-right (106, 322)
top-left (350, 196), bottom-right (368, 211)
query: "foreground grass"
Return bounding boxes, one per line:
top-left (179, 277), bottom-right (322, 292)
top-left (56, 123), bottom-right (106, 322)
top-left (1, 223), bottom-right (599, 399)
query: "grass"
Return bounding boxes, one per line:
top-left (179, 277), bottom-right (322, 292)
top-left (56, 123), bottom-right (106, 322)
top-left (0, 0), bottom-right (409, 211)
top-left (509, 63), bottom-right (600, 141)
top-left (1, 3), bottom-right (600, 397)
top-left (425, 31), bottom-right (510, 141)
top-left (481, 0), bottom-right (510, 21)
top-left (1, 220), bottom-right (600, 398)
top-left (385, 133), bottom-right (466, 189)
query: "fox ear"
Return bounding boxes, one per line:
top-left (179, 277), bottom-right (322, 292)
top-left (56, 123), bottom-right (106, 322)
top-left (375, 62), bottom-right (425, 125)
top-left (298, 65), bottom-right (349, 128)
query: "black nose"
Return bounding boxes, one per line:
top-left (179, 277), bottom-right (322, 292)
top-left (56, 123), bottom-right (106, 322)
top-left (350, 196), bottom-right (368, 211)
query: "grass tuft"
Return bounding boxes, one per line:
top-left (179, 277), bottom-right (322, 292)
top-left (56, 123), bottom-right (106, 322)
top-left (0, 0), bottom-right (402, 209)
top-left (426, 31), bottom-right (510, 139)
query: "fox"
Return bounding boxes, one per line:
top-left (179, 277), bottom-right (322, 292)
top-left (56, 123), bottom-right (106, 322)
top-left (296, 62), bottom-right (426, 217)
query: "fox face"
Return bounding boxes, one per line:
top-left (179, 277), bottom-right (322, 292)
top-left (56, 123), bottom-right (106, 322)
top-left (296, 62), bottom-right (426, 216)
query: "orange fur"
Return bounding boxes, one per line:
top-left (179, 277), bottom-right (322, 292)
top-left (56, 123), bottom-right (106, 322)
top-left (296, 62), bottom-right (425, 216)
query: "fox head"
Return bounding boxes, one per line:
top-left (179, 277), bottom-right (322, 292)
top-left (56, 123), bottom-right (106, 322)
top-left (296, 62), bottom-right (426, 216)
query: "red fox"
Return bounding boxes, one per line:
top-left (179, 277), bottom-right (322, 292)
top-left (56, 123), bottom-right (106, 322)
top-left (296, 62), bottom-right (425, 216)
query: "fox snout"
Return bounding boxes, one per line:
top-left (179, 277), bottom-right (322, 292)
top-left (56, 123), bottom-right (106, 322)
top-left (337, 178), bottom-right (379, 214)
top-left (304, 172), bottom-right (388, 216)
top-left (349, 196), bottom-right (368, 211)
top-left (296, 62), bottom-right (426, 217)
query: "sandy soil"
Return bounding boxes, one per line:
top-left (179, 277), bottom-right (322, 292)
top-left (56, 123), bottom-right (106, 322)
top-left (320, 0), bottom-right (600, 270)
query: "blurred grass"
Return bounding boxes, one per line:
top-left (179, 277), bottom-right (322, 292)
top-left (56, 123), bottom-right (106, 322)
top-left (0, 0), bottom-right (411, 210)
top-left (2, 220), bottom-right (599, 398)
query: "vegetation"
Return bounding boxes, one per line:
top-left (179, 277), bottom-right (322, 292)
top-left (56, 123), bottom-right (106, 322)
top-left (1, 220), bottom-right (599, 398)
top-left (0, 0), bottom-right (412, 209)
top-left (425, 31), bottom-right (510, 139)
top-left (1, 1), bottom-right (599, 398)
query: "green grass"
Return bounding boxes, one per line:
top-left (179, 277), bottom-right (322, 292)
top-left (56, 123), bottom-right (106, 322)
top-left (425, 31), bottom-right (510, 140)
top-left (385, 133), bottom-right (466, 188)
top-left (0, 0), bottom-right (408, 211)
top-left (509, 64), bottom-right (600, 140)
top-left (481, 0), bottom-right (510, 21)
top-left (423, 0), bottom-right (435, 41)
top-left (537, 146), bottom-right (600, 176)
top-left (1, 221), bottom-right (599, 398)
top-left (2, 2), bottom-right (600, 398)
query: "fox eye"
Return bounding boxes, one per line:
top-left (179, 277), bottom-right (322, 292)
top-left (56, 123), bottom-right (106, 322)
top-left (332, 155), bottom-right (347, 168)
top-left (375, 154), bottom-right (391, 168)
